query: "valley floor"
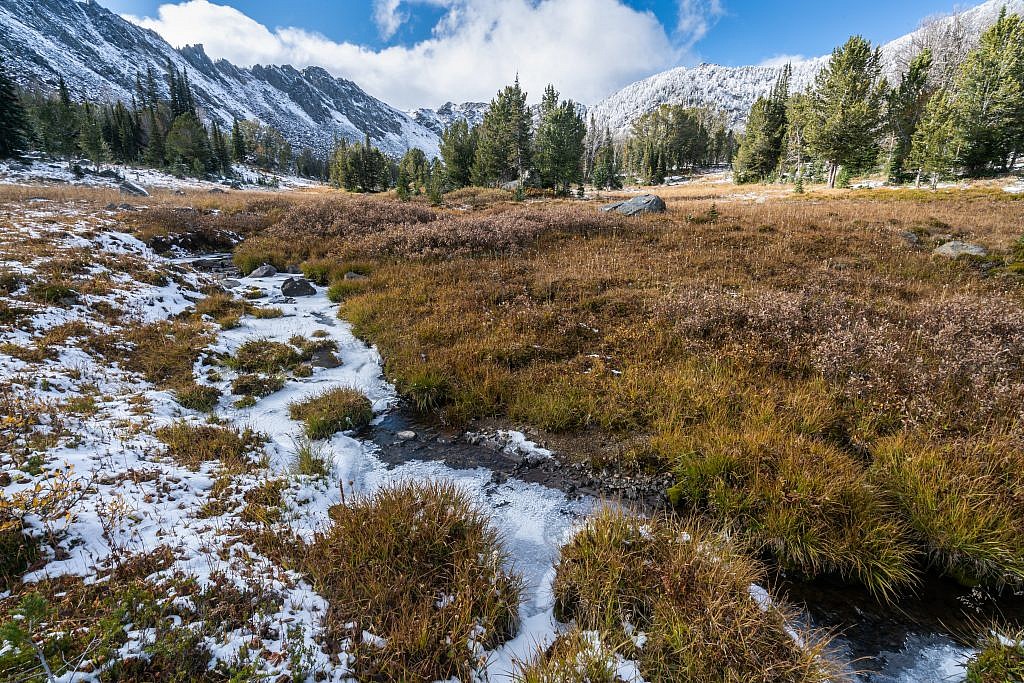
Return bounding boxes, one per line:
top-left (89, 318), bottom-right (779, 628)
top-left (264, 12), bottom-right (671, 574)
top-left (1, 175), bottom-right (1023, 682)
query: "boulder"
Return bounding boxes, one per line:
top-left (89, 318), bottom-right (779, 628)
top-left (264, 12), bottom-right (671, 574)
top-left (933, 240), bottom-right (987, 259)
top-left (249, 264), bottom-right (277, 278)
top-left (601, 194), bottom-right (666, 216)
top-left (344, 271), bottom-right (368, 281)
top-left (280, 277), bottom-right (316, 297)
top-left (221, 279), bottom-right (242, 289)
top-left (119, 180), bottom-right (149, 197)
top-left (97, 168), bottom-right (121, 179)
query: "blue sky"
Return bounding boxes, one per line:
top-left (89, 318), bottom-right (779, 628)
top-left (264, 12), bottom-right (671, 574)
top-left (99, 0), bottom-right (965, 65)
top-left (99, 0), bottom-right (972, 108)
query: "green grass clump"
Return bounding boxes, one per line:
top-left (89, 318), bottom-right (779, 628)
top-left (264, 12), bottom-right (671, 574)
top-left (305, 481), bottom-right (521, 681)
top-left (251, 306), bottom-right (283, 319)
top-left (155, 421), bottom-right (266, 473)
top-left (870, 433), bottom-right (1024, 588)
top-left (966, 632), bottom-right (1024, 683)
top-left (288, 387), bottom-right (373, 439)
top-left (515, 630), bottom-right (621, 682)
top-left (327, 280), bottom-right (367, 303)
top-left (0, 519), bottom-right (38, 589)
top-left (291, 437), bottom-right (331, 478)
top-left (227, 339), bottom-right (301, 374)
top-left (27, 282), bottom-right (77, 305)
top-left (551, 508), bottom-right (837, 682)
top-left (173, 382), bottom-right (221, 412)
top-left (230, 373), bottom-right (285, 398)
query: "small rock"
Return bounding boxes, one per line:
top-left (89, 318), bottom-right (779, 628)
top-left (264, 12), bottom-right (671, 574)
top-left (97, 168), bottom-right (121, 179)
top-left (280, 277), bottom-right (316, 297)
top-left (601, 194), bottom-right (666, 216)
top-left (899, 230), bottom-right (922, 247)
top-left (119, 180), bottom-right (149, 197)
top-left (310, 348), bottom-right (341, 368)
top-left (221, 279), bottom-right (242, 289)
top-left (249, 264), bottom-right (277, 278)
top-left (396, 430), bottom-right (417, 441)
top-left (933, 240), bottom-right (987, 258)
top-left (208, 187), bottom-right (226, 194)
top-left (344, 271), bottom-right (368, 281)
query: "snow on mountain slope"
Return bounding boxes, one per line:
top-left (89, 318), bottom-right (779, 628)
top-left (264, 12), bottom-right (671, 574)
top-left (590, 0), bottom-right (1024, 137)
top-left (0, 0), bottom-right (440, 158)
top-left (410, 101), bottom-right (489, 136)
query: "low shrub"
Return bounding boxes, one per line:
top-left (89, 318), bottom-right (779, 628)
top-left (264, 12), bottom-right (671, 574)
top-left (288, 387), bottom-right (373, 439)
top-left (0, 519), bottom-right (38, 589)
top-left (305, 481), bottom-right (522, 680)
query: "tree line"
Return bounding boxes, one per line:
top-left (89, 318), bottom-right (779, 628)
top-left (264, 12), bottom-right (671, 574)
top-left (0, 58), bottom-right (323, 181)
top-left (735, 8), bottom-right (1024, 188)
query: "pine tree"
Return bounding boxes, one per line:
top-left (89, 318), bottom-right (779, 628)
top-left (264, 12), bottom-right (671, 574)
top-left (472, 77), bottom-right (531, 186)
top-left (210, 119), bottom-right (232, 175)
top-left (953, 9), bottom-right (1024, 173)
top-left (734, 65), bottom-right (790, 183)
top-left (532, 85), bottom-right (587, 194)
top-left (329, 139), bottom-right (349, 189)
top-left (145, 107), bottom-right (166, 167)
top-left (885, 49), bottom-right (933, 182)
top-left (165, 113), bottom-right (212, 177)
top-left (591, 127), bottom-right (621, 190)
top-left (78, 103), bottom-right (107, 170)
top-left (231, 118), bottom-right (246, 162)
top-left (440, 119), bottom-right (477, 188)
top-left (909, 89), bottom-right (958, 188)
top-left (805, 36), bottom-right (887, 187)
top-left (0, 58), bottom-right (31, 159)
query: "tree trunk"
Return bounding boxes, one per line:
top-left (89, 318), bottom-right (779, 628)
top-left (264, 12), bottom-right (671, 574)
top-left (827, 162), bottom-right (838, 189)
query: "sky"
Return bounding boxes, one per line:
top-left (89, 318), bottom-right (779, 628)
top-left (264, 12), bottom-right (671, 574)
top-left (96, 0), bottom-right (974, 109)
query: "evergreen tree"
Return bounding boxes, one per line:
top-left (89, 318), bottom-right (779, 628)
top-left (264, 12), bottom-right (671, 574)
top-left (398, 147), bottom-right (429, 194)
top-left (329, 139), bottom-right (349, 189)
top-left (395, 163), bottom-right (411, 200)
top-left (231, 118), bottom-right (246, 162)
top-left (210, 119), bottom-right (232, 175)
top-left (885, 49), bottom-right (934, 182)
top-left (532, 85), bottom-right (587, 194)
top-left (0, 58), bottom-right (31, 159)
top-left (439, 119), bottom-right (477, 188)
top-left (78, 103), bottom-right (107, 170)
top-left (165, 113), bottom-right (212, 176)
top-left (472, 77), bottom-right (531, 186)
top-left (805, 36), bottom-right (887, 187)
top-left (54, 75), bottom-right (80, 165)
top-left (591, 127), bottom-right (621, 190)
top-left (144, 107), bottom-right (166, 167)
top-left (909, 89), bottom-right (958, 188)
top-left (734, 65), bottom-right (790, 183)
top-left (953, 9), bottom-right (1024, 173)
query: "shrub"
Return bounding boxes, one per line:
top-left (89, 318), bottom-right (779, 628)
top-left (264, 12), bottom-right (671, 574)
top-left (230, 373), bottom-right (285, 398)
top-left (288, 388), bottom-right (373, 439)
top-left (552, 508), bottom-right (837, 682)
top-left (0, 518), bottom-right (38, 589)
top-left (305, 481), bottom-right (521, 680)
top-left (155, 422), bottom-right (266, 473)
top-left (173, 382), bottom-right (221, 412)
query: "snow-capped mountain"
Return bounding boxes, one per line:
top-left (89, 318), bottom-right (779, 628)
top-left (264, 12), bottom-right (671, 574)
top-left (0, 0), bottom-right (440, 158)
top-left (590, 0), bottom-right (1024, 137)
top-left (410, 102), bottom-right (489, 136)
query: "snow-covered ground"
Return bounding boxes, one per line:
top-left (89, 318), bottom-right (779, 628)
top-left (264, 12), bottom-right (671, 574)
top-left (0, 159), bottom-right (323, 194)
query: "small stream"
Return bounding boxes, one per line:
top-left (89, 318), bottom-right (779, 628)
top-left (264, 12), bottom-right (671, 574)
top-left (183, 251), bottom-right (1022, 683)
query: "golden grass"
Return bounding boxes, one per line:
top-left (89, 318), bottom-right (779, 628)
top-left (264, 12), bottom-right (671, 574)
top-left (288, 387), bottom-right (373, 439)
top-left (551, 508), bottom-right (839, 682)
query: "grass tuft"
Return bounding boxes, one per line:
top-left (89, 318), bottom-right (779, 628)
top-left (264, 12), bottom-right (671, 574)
top-left (288, 387), bottom-right (373, 439)
top-left (155, 421), bottom-right (266, 474)
top-left (306, 480), bottom-right (522, 681)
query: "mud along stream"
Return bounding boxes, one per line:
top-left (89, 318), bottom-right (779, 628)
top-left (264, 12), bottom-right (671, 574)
top-left (184, 253), bottom-right (1024, 683)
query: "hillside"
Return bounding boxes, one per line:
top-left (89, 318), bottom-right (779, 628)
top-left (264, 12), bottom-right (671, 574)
top-left (589, 0), bottom-right (1024, 136)
top-left (0, 0), bottom-right (441, 157)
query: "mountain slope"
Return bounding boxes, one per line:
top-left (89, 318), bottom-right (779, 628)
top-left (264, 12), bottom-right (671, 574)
top-left (410, 102), bottom-right (489, 137)
top-left (0, 0), bottom-right (440, 158)
top-left (589, 0), bottom-right (1024, 137)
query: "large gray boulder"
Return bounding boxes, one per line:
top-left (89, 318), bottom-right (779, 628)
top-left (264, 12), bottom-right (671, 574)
top-left (933, 240), bottom-right (987, 258)
top-left (119, 180), bottom-right (149, 197)
top-left (249, 264), bottom-right (277, 278)
top-left (601, 194), bottom-right (667, 216)
top-left (280, 277), bottom-right (316, 297)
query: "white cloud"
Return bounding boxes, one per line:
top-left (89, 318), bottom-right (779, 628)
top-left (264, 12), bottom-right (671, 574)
top-left (372, 0), bottom-right (405, 40)
top-left (123, 0), bottom-right (694, 110)
top-left (758, 54), bottom-right (807, 67)
top-left (675, 0), bottom-right (725, 50)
